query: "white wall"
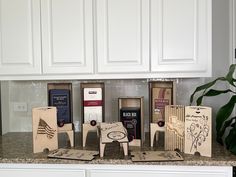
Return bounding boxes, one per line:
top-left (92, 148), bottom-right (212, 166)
top-left (0, 0), bottom-right (232, 135)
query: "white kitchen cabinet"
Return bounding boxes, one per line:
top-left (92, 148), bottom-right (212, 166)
top-left (0, 0), bottom-right (41, 75)
top-left (0, 169), bottom-right (85, 177)
top-left (41, 0), bottom-right (94, 74)
top-left (0, 0), bottom-right (212, 79)
top-left (151, 0), bottom-right (212, 77)
top-left (0, 164), bottom-right (232, 177)
top-left (89, 166), bottom-right (231, 177)
top-left (96, 0), bottom-right (150, 73)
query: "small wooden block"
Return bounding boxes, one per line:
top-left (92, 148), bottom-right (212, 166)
top-left (32, 107), bottom-right (58, 153)
top-left (184, 106), bottom-right (212, 157)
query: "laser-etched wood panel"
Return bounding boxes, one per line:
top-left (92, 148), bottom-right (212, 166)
top-left (165, 105), bottom-right (185, 152)
top-left (185, 106), bottom-right (212, 157)
top-left (32, 107), bottom-right (58, 153)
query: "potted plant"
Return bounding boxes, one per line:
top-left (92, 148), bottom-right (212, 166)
top-left (190, 64), bottom-right (236, 154)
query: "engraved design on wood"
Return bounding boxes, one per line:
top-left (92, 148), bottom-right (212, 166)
top-left (37, 118), bottom-right (56, 139)
top-left (184, 106), bottom-right (212, 157)
top-left (186, 116), bottom-right (209, 152)
top-left (107, 131), bottom-right (127, 141)
top-left (164, 105), bottom-right (185, 152)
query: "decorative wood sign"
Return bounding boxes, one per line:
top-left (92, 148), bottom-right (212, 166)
top-left (184, 106), bottom-right (212, 157)
top-left (131, 150), bottom-right (183, 162)
top-left (99, 122), bottom-right (128, 157)
top-left (48, 149), bottom-right (99, 161)
top-left (32, 107), bottom-right (58, 153)
top-left (165, 105), bottom-right (185, 152)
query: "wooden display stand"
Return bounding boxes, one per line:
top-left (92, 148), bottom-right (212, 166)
top-left (150, 123), bottom-right (165, 147)
top-left (99, 122), bottom-right (128, 158)
top-left (118, 97), bottom-right (144, 147)
top-left (32, 107), bottom-right (58, 153)
top-left (81, 82), bottom-right (105, 147)
top-left (47, 83), bottom-right (74, 147)
top-left (57, 123), bottom-right (74, 147)
top-left (149, 81), bottom-right (176, 147)
top-left (164, 105), bottom-right (185, 152)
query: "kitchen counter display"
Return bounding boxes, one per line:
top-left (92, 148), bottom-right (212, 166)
top-left (0, 132), bottom-right (235, 166)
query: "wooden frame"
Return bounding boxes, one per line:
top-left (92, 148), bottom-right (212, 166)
top-left (118, 97), bottom-right (144, 147)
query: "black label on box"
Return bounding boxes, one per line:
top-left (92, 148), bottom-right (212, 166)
top-left (120, 107), bottom-right (141, 142)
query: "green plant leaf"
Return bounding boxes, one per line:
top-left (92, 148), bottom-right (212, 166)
top-left (196, 89), bottom-right (235, 106)
top-left (190, 64), bottom-right (236, 105)
top-left (225, 126), bottom-right (236, 154)
top-left (226, 64), bottom-right (236, 87)
top-left (216, 95), bottom-right (236, 143)
top-left (190, 77), bottom-right (225, 105)
top-left (217, 116), bottom-right (236, 143)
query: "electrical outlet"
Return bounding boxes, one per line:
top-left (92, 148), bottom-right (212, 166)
top-left (13, 102), bottom-right (27, 112)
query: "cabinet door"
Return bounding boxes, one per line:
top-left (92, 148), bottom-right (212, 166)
top-left (89, 166), bottom-right (232, 177)
top-left (96, 0), bottom-right (150, 73)
top-left (151, 0), bottom-right (212, 77)
top-left (41, 0), bottom-right (94, 74)
top-left (0, 169), bottom-right (85, 177)
top-left (0, 0), bottom-right (41, 75)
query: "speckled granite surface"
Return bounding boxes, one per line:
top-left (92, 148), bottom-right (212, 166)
top-left (0, 132), bottom-right (236, 166)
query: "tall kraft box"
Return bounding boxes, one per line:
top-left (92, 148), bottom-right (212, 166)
top-left (32, 107), bottom-right (58, 153)
top-left (149, 81), bottom-right (176, 125)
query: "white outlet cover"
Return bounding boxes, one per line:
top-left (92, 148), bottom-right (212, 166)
top-left (13, 102), bottom-right (27, 112)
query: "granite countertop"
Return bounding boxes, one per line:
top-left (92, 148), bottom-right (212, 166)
top-left (0, 132), bottom-right (236, 166)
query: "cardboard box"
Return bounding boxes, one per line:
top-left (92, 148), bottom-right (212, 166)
top-left (149, 81), bottom-right (176, 124)
top-left (118, 97), bottom-right (144, 146)
top-left (47, 83), bottom-right (73, 126)
top-left (81, 82), bottom-right (105, 124)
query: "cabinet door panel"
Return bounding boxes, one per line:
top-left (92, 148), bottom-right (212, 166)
top-left (96, 0), bottom-right (150, 73)
top-left (0, 169), bottom-right (85, 177)
top-left (41, 0), bottom-right (93, 74)
top-left (0, 0), bottom-right (41, 74)
top-left (151, 0), bottom-right (211, 76)
top-left (90, 167), bottom-right (232, 177)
